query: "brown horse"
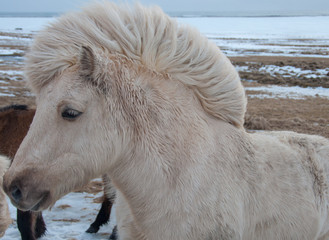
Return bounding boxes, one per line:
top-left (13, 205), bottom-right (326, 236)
top-left (0, 105), bottom-right (114, 239)
top-left (0, 105), bottom-right (45, 240)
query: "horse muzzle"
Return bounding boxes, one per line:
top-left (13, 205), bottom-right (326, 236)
top-left (3, 169), bottom-right (51, 211)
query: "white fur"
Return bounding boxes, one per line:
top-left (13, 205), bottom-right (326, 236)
top-left (3, 2), bottom-right (329, 240)
top-left (25, 2), bottom-right (246, 127)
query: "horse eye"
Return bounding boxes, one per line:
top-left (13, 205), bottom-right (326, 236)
top-left (61, 108), bottom-right (82, 121)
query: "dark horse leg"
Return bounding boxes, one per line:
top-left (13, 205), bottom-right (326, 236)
top-left (109, 225), bottom-right (118, 240)
top-left (17, 210), bottom-right (46, 240)
top-left (34, 212), bottom-right (46, 238)
top-left (86, 195), bottom-right (113, 233)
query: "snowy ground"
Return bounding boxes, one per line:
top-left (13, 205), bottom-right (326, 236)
top-left (235, 65), bottom-right (329, 79)
top-left (245, 85), bottom-right (329, 99)
top-left (3, 188), bottom-right (117, 239)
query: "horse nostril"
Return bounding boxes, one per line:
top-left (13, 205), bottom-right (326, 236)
top-left (11, 185), bottom-right (22, 203)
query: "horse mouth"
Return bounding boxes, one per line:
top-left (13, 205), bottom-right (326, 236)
top-left (29, 192), bottom-right (50, 212)
top-left (30, 197), bottom-right (46, 211)
top-left (12, 192), bottom-right (50, 212)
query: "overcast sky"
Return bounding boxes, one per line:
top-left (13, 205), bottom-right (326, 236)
top-left (1, 0), bottom-right (329, 13)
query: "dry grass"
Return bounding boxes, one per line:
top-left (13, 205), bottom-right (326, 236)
top-left (245, 97), bottom-right (329, 138)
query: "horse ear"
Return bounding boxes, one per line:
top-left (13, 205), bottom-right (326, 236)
top-left (79, 46), bottom-right (95, 80)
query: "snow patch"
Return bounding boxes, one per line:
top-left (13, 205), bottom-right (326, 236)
top-left (0, 92), bottom-right (15, 97)
top-left (235, 65), bottom-right (252, 72)
top-left (3, 191), bottom-right (117, 240)
top-left (0, 70), bottom-right (23, 76)
top-left (0, 49), bottom-right (24, 56)
top-left (259, 65), bottom-right (329, 78)
top-left (246, 85), bottom-right (329, 99)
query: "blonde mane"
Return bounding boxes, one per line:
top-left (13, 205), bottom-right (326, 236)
top-left (25, 2), bottom-right (246, 127)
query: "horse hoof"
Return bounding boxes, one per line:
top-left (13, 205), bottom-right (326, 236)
top-left (109, 226), bottom-right (118, 240)
top-left (86, 225), bottom-right (99, 233)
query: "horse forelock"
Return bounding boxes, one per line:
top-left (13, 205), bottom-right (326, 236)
top-left (24, 2), bottom-right (246, 127)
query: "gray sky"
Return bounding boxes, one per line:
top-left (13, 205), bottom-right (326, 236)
top-left (1, 0), bottom-right (329, 13)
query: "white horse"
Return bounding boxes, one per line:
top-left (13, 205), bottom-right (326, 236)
top-left (0, 154), bottom-right (11, 237)
top-left (3, 2), bottom-right (329, 239)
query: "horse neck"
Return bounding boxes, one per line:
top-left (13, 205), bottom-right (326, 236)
top-left (106, 72), bottom-right (250, 229)
top-left (108, 101), bottom-right (232, 220)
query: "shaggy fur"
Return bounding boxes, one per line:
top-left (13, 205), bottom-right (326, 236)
top-left (3, 2), bottom-right (329, 240)
top-left (24, 2), bottom-right (246, 127)
top-left (0, 154), bottom-right (11, 237)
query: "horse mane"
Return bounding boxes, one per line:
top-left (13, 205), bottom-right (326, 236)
top-left (25, 2), bottom-right (246, 127)
top-left (0, 105), bottom-right (28, 113)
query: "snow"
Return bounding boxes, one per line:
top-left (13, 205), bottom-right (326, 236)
top-left (0, 92), bottom-right (15, 97)
top-left (236, 64), bottom-right (329, 78)
top-left (0, 80), bottom-right (9, 84)
top-left (0, 70), bottom-right (23, 76)
top-left (0, 17), bottom-right (54, 34)
top-left (246, 85), bottom-right (329, 99)
top-left (3, 190), bottom-right (117, 240)
top-left (0, 49), bottom-right (24, 56)
top-left (258, 65), bottom-right (329, 78)
top-left (235, 65), bottom-right (252, 72)
top-left (177, 16), bottom-right (329, 39)
top-left (177, 16), bottom-right (329, 57)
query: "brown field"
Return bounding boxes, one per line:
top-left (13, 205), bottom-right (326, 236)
top-left (230, 56), bottom-right (329, 138)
